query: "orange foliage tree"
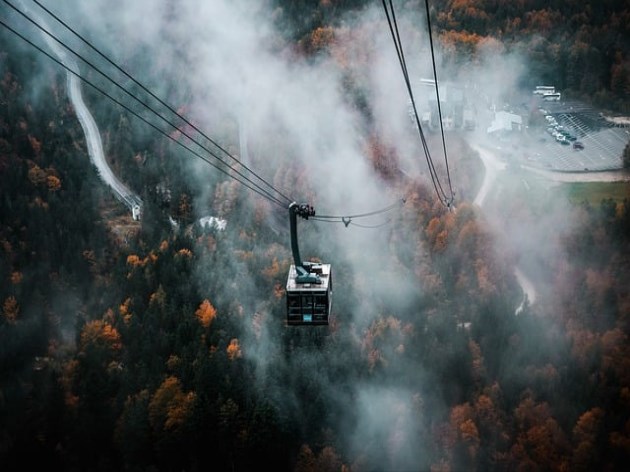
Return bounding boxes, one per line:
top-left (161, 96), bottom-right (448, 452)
top-left (148, 376), bottom-right (196, 434)
top-left (227, 338), bottom-right (242, 360)
top-left (572, 407), bottom-right (604, 469)
top-left (47, 174), bottom-right (61, 192)
top-left (79, 319), bottom-right (122, 354)
top-left (195, 299), bottom-right (217, 328)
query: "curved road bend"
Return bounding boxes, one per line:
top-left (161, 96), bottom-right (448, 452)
top-left (471, 141), bottom-right (628, 314)
top-left (66, 73), bottom-right (140, 206)
top-left (31, 4), bottom-right (142, 215)
top-left (469, 142), bottom-right (537, 315)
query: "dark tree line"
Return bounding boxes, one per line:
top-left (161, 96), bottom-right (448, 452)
top-left (273, 0), bottom-right (630, 113)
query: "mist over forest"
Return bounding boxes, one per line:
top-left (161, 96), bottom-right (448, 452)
top-left (1, 1), bottom-right (630, 471)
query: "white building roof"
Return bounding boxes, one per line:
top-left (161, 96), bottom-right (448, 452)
top-left (487, 111), bottom-right (522, 134)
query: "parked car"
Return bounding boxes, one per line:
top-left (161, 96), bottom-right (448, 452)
top-left (573, 141), bottom-right (584, 150)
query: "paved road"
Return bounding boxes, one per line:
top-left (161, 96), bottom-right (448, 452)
top-left (470, 143), bottom-right (507, 207)
top-left (31, 4), bottom-right (143, 218)
top-left (469, 133), bottom-right (629, 315)
top-left (67, 71), bottom-right (142, 211)
top-left (470, 139), bottom-right (537, 315)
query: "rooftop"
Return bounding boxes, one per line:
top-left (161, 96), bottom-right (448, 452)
top-left (286, 263), bottom-right (332, 292)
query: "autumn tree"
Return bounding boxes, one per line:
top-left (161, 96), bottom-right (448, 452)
top-left (294, 444), bottom-right (317, 472)
top-left (2, 295), bottom-right (19, 324)
top-left (309, 26), bottom-right (335, 54)
top-left (195, 299), bottom-right (217, 328)
top-left (148, 376), bottom-right (196, 435)
top-left (226, 338), bottom-right (242, 360)
top-left (572, 407), bottom-right (605, 470)
top-left (510, 393), bottom-right (571, 470)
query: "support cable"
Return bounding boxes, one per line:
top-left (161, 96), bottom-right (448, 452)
top-left (311, 199), bottom-right (405, 227)
top-left (3, 0), bottom-right (293, 208)
top-left (423, 0), bottom-right (454, 200)
top-left (0, 17), bottom-right (288, 208)
top-left (381, 0), bottom-right (454, 207)
top-left (27, 0), bottom-right (292, 206)
top-left (2, 1), bottom-right (407, 218)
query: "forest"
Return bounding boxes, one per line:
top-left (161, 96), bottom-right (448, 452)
top-left (276, 0), bottom-right (630, 112)
top-left (1, 0), bottom-right (630, 471)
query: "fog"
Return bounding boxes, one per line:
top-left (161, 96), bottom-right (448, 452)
top-left (4, 0), bottom-right (588, 468)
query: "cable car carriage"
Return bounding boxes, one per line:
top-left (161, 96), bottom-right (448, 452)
top-left (285, 203), bottom-right (332, 326)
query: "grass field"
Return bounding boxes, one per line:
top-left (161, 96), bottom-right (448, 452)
top-left (565, 181), bottom-right (630, 204)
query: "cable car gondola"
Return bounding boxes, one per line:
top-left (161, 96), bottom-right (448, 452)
top-left (285, 202), bottom-right (332, 326)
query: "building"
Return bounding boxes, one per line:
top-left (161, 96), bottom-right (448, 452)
top-left (411, 78), bottom-right (471, 131)
top-left (487, 111), bottom-right (523, 134)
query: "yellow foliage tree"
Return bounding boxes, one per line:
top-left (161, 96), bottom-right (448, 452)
top-left (195, 299), bottom-right (217, 328)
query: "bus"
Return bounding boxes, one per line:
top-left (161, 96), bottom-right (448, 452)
top-left (542, 92), bottom-right (561, 101)
top-left (533, 86), bottom-right (555, 95)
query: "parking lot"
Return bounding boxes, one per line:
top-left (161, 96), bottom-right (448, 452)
top-left (496, 100), bottom-right (629, 172)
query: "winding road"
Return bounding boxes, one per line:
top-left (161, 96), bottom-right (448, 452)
top-left (471, 143), bottom-right (507, 208)
top-left (31, 4), bottom-right (143, 219)
top-left (66, 71), bottom-right (143, 218)
top-left (471, 137), bottom-right (628, 314)
top-left (470, 141), bottom-right (538, 315)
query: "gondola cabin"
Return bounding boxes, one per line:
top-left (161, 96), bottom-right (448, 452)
top-left (286, 262), bottom-right (332, 326)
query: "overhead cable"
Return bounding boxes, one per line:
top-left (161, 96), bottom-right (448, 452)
top-left (423, 0), bottom-right (454, 200)
top-left (381, 0), bottom-right (454, 208)
top-left (311, 199), bottom-right (405, 227)
top-left (0, 16), bottom-right (289, 208)
top-left (3, 0), bottom-right (292, 208)
top-left (27, 0), bottom-right (293, 207)
top-left (2, 0), bottom-right (406, 219)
